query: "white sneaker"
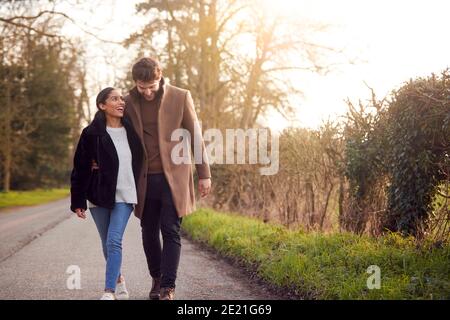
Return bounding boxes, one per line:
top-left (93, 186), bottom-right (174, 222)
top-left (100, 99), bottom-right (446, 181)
top-left (100, 292), bottom-right (116, 300)
top-left (115, 280), bottom-right (130, 300)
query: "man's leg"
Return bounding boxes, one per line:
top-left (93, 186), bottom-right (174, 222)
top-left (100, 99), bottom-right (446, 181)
top-left (141, 174), bottom-right (165, 300)
top-left (160, 176), bottom-right (182, 292)
top-left (141, 197), bottom-right (162, 277)
top-left (141, 198), bottom-right (162, 278)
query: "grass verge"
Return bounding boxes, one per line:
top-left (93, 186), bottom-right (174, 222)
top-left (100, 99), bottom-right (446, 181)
top-left (0, 188), bottom-right (70, 209)
top-left (182, 208), bottom-right (450, 299)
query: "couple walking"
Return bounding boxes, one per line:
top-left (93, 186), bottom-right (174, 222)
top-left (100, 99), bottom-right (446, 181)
top-left (70, 57), bottom-right (212, 300)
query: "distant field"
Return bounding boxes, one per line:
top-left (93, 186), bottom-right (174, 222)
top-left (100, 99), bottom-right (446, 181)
top-left (0, 189), bottom-right (70, 209)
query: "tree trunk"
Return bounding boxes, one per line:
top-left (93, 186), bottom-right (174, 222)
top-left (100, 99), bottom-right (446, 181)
top-left (3, 81), bottom-right (12, 192)
top-left (3, 147), bottom-right (11, 192)
top-left (338, 176), bottom-right (345, 231)
top-left (319, 184), bottom-right (334, 230)
top-left (305, 179), bottom-right (315, 227)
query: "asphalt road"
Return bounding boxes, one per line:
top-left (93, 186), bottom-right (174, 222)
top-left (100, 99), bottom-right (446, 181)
top-left (0, 198), bottom-right (278, 300)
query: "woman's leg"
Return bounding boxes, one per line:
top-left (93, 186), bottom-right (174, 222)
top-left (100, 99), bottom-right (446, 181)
top-left (90, 207), bottom-right (110, 261)
top-left (104, 203), bottom-right (133, 292)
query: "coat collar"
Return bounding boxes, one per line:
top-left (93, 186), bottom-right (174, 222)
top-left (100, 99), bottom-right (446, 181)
top-left (85, 111), bottom-right (135, 136)
top-left (85, 111), bottom-right (107, 136)
top-left (125, 77), bottom-right (170, 143)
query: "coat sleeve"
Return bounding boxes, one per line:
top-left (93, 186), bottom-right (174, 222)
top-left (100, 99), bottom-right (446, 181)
top-left (70, 129), bottom-right (91, 212)
top-left (181, 90), bottom-right (211, 179)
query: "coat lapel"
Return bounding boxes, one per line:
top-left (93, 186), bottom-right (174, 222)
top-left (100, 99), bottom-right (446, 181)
top-left (85, 111), bottom-right (119, 166)
top-left (158, 82), bottom-right (170, 129)
top-left (126, 88), bottom-right (147, 159)
top-left (100, 134), bottom-right (119, 165)
top-left (127, 88), bottom-right (144, 140)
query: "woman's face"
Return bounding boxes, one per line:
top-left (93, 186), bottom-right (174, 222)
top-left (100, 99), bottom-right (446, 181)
top-left (99, 89), bottom-right (125, 118)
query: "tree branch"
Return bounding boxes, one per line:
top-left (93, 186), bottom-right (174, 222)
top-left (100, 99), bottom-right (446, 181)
top-left (0, 10), bottom-right (122, 44)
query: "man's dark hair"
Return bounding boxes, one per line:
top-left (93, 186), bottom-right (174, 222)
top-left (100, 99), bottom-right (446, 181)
top-left (132, 57), bottom-right (162, 82)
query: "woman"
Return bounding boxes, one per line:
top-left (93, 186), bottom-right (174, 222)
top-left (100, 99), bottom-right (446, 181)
top-left (70, 87), bottom-right (143, 300)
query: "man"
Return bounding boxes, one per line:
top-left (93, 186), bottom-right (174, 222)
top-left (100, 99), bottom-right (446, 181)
top-left (123, 57), bottom-right (212, 300)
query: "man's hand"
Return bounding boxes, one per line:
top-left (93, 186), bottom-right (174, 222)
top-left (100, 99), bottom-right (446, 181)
top-left (198, 178), bottom-right (212, 198)
top-left (75, 208), bottom-right (87, 219)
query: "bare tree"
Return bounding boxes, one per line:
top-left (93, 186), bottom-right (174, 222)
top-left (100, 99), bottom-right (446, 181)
top-left (125, 0), bottom-right (347, 129)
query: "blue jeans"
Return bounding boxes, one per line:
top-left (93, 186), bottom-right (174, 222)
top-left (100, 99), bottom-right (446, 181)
top-left (90, 203), bottom-right (133, 291)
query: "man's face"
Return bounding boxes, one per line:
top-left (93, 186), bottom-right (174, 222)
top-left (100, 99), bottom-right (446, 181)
top-left (136, 78), bottom-right (161, 101)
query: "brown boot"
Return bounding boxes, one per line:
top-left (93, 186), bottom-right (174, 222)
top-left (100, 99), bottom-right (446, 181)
top-left (160, 287), bottom-right (175, 300)
top-left (149, 277), bottom-right (161, 300)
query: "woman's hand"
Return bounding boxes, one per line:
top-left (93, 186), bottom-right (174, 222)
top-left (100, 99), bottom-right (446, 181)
top-left (75, 208), bottom-right (87, 219)
top-left (91, 160), bottom-right (99, 171)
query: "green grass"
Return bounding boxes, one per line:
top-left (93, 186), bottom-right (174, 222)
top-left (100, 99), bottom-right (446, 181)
top-left (182, 208), bottom-right (450, 300)
top-left (0, 188), bottom-right (70, 209)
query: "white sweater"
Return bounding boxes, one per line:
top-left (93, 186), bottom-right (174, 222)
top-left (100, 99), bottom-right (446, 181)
top-left (106, 126), bottom-right (138, 205)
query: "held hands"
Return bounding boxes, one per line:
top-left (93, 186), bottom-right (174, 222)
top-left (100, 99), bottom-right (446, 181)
top-left (198, 178), bottom-right (212, 198)
top-left (75, 208), bottom-right (87, 219)
top-left (91, 160), bottom-right (99, 171)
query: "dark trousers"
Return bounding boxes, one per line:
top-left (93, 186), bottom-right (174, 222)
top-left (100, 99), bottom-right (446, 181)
top-left (141, 173), bottom-right (182, 289)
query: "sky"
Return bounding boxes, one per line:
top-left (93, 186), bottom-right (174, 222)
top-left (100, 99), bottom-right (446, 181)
top-left (260, 0), bottom-right (450, 130)
top-left (55, 0), bottom-right (450, 131)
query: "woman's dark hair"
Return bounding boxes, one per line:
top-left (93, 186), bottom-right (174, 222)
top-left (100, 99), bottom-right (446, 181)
top-left (132, 57), bottom-right (162, 82)
top-left (96, 87), bottom-right (115, 110)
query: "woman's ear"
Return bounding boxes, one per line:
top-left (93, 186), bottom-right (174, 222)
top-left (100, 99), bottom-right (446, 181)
top-left (98, 103), bottom-right (106, 111)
